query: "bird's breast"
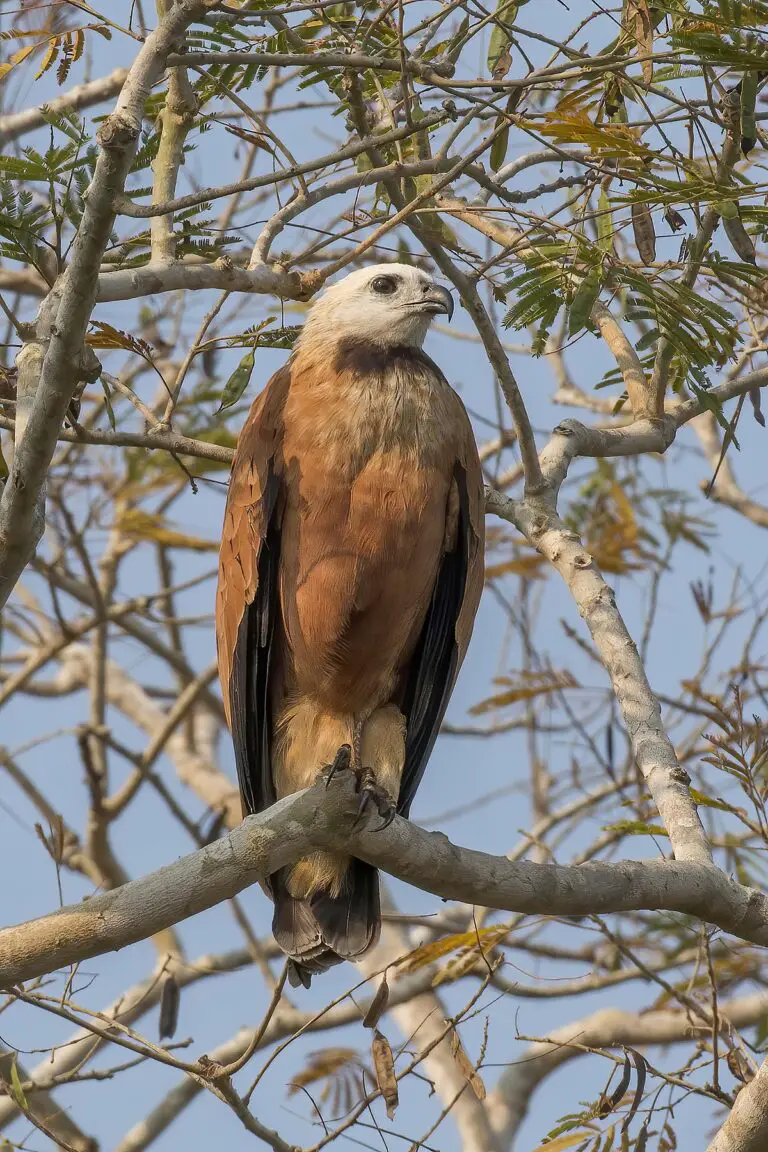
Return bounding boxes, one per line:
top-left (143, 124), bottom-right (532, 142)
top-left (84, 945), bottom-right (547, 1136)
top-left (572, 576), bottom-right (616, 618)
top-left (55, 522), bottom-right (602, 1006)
top-left (276, 358), bottom-right (457, 712)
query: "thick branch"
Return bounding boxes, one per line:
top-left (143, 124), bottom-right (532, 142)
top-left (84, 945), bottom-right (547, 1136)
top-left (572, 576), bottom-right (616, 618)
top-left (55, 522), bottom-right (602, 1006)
top-left (0, 69), bottom-right (129, 144)
top-left (706, 1058), bottom-right (768, 1151)
top-left (486, 483), bottom-right (712, 865)
top-left (2, 772), bottom-right (766, 989)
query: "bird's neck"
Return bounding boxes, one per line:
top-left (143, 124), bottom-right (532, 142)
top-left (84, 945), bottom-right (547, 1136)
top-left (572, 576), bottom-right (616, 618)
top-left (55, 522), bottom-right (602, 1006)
top-left (284, 337), bottom-right (454, 469)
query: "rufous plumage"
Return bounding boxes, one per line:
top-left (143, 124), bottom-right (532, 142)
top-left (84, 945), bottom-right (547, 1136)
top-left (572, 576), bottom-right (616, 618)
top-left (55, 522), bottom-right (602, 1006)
top-left (216, 264), bottom-right (484, 986)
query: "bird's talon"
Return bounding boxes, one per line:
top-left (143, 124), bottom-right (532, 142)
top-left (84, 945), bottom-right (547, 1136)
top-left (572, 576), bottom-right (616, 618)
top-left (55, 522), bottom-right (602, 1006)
top-left (352, 768), bottom-right (395, 830)
top-left (320, 744), bottom-right (352, 789)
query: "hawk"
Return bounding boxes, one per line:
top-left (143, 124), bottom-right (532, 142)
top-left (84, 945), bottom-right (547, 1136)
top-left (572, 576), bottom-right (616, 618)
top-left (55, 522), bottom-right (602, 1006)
top-left (216, 264), bottom-right (484, 986)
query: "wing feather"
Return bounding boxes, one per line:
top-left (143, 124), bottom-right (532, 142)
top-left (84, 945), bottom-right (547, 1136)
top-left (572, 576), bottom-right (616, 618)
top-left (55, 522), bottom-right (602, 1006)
top-left (216, 366), bottom-right (290, 816)
top-left (398, 404), bottom-right (484, 817)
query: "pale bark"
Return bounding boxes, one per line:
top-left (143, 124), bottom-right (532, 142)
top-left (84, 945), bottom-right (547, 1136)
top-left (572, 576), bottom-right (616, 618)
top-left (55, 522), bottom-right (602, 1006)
top-left (3, 772), bottom-right (768, 989)
top-left (707, 1059), bottom-right (768, 1152)
top-left (0, 69), bottom-right (129, 144)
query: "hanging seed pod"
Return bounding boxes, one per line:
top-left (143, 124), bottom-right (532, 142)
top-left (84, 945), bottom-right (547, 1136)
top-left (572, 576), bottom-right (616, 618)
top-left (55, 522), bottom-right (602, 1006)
top-left (631, 202), bottom-right (656, 263)
top-left (371, 1030), bottom-right (398, 1119)
top-left (449, 1029), bottom-right (486, 1100)
top-left (159, 974), bottom-right (180, 1040)
top-left (741, 72), bottom-right (758, 155)
top-left (362, 975), bottom-right (390, 1029)
top-left (723, 211), bottom-right (756, 265)
top-left (749, 387), bottom-right (765, 427)
top-left (664, 206), bottom-right (685, 232)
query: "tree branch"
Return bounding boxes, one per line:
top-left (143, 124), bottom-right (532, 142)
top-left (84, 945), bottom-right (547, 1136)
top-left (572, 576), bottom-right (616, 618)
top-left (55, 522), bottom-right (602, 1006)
top-left (0, 69), bottom-right (129, 144)
top-left (2, 772), bottom-right (766, 989)
top-left (706, 1057), bottom-right (768, 1152)
top-left (0, 0), bottom-right (219, 612)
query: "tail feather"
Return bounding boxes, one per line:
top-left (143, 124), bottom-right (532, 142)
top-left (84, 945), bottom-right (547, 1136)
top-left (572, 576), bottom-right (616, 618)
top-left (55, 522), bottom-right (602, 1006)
top-left (272, 861), bottom-right (381, 988)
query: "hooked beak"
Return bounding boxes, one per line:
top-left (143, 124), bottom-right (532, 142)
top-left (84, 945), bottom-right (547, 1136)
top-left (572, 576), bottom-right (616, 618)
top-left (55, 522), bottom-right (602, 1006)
top-left (421, 283), bottom-right (454, 321)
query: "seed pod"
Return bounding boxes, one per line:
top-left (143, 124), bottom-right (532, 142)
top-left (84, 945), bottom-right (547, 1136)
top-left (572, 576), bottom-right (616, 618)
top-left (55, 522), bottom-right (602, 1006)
top-left (362, 975), bottom-right (390, 1029)
top-left (159, 974), bottom-right (180, 1040)
top-left (371, 1030), bottom-right (398, 1119)
top-left (723, 211), bottom-right (756, 265)
top-left (664, 206), bottom-right (685, 232)
top-left (741, 71), bottom-right (758, 155)
top-left (449, 1029), bottom-right (486, 1100)
top-left (631, 202), bottom-right (656, 264)
top-left (749, 387), bottom-right (765, 427)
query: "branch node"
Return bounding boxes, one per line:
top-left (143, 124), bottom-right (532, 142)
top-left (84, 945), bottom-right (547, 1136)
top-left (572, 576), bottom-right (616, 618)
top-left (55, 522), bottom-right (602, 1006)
top-left (96, 112), bottom-right (141, 150)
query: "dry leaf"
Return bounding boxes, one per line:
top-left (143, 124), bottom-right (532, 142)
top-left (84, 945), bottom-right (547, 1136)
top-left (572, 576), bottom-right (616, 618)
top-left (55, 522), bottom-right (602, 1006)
top-left (626, 0), bottom-right (653, 84)
top-left (289, 1048), bottom-right (367, 1115)
top-left (398, 923), bottom-right (511, 975)
top-left (449, 1029), bottom-right (486, 1100)
top-left (470, 669), bottom-right (579, 715)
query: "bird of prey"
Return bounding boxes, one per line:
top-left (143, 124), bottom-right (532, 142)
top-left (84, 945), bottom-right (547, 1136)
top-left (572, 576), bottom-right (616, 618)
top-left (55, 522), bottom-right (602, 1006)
top-left (216, 263), bottom-right (484, 987)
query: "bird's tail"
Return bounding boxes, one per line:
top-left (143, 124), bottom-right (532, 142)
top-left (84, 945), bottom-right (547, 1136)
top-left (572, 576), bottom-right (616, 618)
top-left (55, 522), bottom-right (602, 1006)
top-left (271, 861), bottom-right (381, 988)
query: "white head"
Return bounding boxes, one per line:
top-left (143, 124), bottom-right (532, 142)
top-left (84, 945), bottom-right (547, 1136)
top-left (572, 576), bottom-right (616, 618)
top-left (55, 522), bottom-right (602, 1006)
top-left (299, 263), bottom-right (454, 350)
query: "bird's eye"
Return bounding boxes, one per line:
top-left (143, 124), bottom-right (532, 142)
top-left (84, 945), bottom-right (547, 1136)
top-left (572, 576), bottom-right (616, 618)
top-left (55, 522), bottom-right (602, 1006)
top-left (370, 275), bottom-right (398, 295)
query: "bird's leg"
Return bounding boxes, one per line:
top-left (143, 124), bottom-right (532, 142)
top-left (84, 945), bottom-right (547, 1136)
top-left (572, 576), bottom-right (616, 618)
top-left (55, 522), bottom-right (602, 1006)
top-left (321, 743), bottom-right (352, 788)
top-left (350, 716), bottom-right (396, 830)
top-left (352, 717), bottom-right (364, 772)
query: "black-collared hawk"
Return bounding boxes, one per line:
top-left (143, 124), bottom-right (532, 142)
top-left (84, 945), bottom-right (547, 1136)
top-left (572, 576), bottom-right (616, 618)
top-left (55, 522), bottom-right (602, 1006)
top-left (216, 264), bottom-right (484, 987)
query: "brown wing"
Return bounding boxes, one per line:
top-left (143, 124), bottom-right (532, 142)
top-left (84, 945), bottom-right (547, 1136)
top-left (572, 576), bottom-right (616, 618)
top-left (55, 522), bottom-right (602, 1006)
top-left (398, 394), bottom-right (484, 817)
top-left (216, 365), bottom-right (290, 816)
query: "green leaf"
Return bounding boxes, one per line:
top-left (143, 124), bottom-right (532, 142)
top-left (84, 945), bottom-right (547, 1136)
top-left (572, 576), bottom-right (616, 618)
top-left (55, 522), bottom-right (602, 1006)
top-left (100, 376), bottom-right (116, 432)
top-left (488, 0), bottom-right (526, 81)
top-left (568, 268), bottom-right (601, 336)
top-left (689, 788), bottom-right (737, 813)
top-left (490, 119), bottom-right (509, 171)
top-left (445, 14), bottom-right (470, 65)
top-left (217, 348), bottom-right (255, 413)
top-left (712, 199), bottom-right (738, 219)
top-left (9, 1058), bottom-right (27, 1111)
top-left (597, 189), bottom-right (614, 253)
top-left (602, 820), bottom-right (669, 837)
top-left (0, 439), bottom-right (8, 483)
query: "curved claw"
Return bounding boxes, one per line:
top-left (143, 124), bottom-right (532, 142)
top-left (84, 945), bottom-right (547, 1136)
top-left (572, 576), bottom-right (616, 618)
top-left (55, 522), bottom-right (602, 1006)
top-left (377, 807), bottom-right (396, 831)
top-left (352, 768), bottom-right (396, 831)
top-left (321, 744), bottom-right (352, 789)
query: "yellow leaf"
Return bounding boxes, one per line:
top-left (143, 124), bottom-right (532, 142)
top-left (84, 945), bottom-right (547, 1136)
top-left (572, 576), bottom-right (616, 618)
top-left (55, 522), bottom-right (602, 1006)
top-left (0, 43), bottom-right (37, 81)
top-left (34, 38), bottom-right (59, 80)
top-left (485, 554), bottom-right (546, 580)
top-left (530, 111), bottom-right (650, 160)
top-left (116, 509), bottom-right (217, 552)
top-left (532, 1133), bottom-right (595, 1152)
top-left (9, 1058), bottom-right (27, 1111)
top-left (470, 670), bottom-right (579, 715)
top-left (398, 923), bottom-right (511, 975)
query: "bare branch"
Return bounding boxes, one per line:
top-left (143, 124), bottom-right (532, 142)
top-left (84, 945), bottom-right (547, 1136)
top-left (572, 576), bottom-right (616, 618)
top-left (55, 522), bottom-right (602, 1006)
top-left (3, 772), bottom-right (767, 989)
